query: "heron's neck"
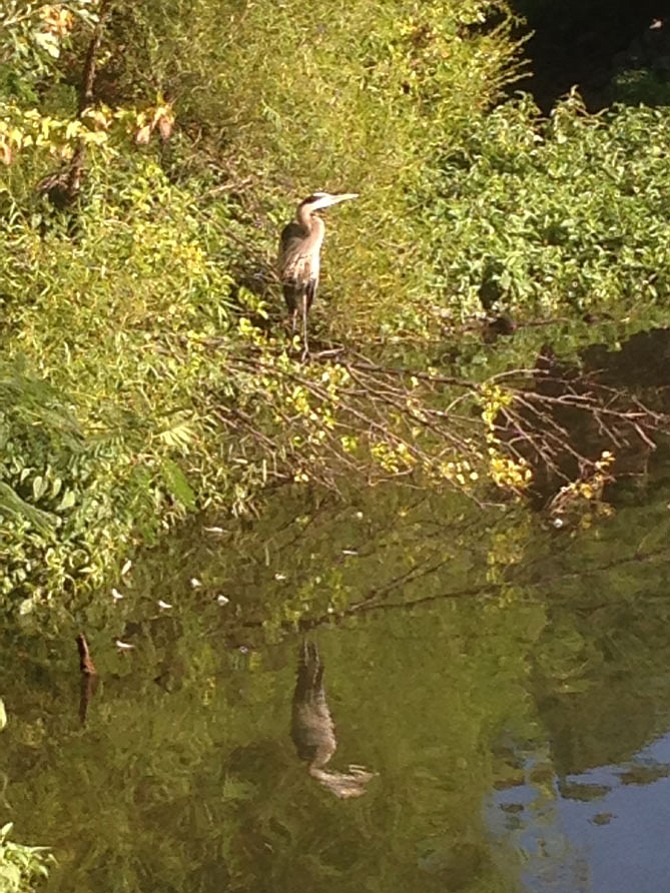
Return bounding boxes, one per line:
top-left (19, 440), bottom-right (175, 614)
top-left (297, 205), bottom-right (316, 232)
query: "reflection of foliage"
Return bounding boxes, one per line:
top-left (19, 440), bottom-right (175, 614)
top-left (5, 476), bottom-right (670, 889)
top-left (618, 762), bottom-right (670, 786)
top-left (0, 823), bottom-right (52, 893)
top-left (1, 588), bottom-right (541, 893)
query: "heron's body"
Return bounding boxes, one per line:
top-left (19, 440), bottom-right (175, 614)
top-left (279, 212), bottom-right (325, 320)
top-left (278, 191), bottom-right (358, 357)
top-left (291, 641), bottom-right (336, 769)
top-left (290, 641), bottom-right (376, 799)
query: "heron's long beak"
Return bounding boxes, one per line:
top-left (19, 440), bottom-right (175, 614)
top-left (330, 193), bottom-right (359, 205)
top-left (313, 193), bottom-right (359, 211)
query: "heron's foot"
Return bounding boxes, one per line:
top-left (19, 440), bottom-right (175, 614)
top-left (308, 765), bottom-right (377, 799)
top-left (300, 345), bottom-right (311, 363)
top-left (347, 764), bottom-right (377, 779)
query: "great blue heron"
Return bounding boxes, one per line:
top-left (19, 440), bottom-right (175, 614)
top-left (291, 641), bottom-right (375, 799)
top-left (278, 191), bottom-right (358, 357)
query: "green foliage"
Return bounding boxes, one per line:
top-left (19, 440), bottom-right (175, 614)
top-left (0, 487), bottom-right (550, 893)
top-left (93, 0), bottom-right (524, 337)
top-left (0, 2), bottom-right (95, 78)
top-left (0, 157), bottom-right (242, 604)
top-left (103, 0), bottom-right (670, 340)
top-left (420, 93), bottom-right (670, 322)
top-left (0, 0), bottom-right (525, 606)
top-left (612, 68), bottom-right (670, 106)
top-left (0, 824), bottom-right (51, 893)
top-left (1, 0), bottom-right (669, 608)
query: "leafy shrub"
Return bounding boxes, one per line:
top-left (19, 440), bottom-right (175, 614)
top-left (0, 823), bottom-right (51, 893)
top-left (419, 93), bottom-right (670, 324)
top-left (0, 150), bottom-right (244, 607)
top-left (2, 0), bottom-right (670, 608)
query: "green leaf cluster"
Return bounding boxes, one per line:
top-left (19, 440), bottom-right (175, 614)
top-left (0, 823), bottom-right (51, 893)
top-left (1, 0), bottom-right (669, 607)
top-left (420, 93), bottom-right (670, 324)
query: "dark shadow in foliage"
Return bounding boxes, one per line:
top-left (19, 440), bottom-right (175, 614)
top-left (35, 0), bottom-right (113, 237)
top-left (496, 328), bottom-right (670, 513)
top-left (508, 0), bottom-right (670, 111)
top-left (291, 641), bottom-right (375, 799)
top-left (582, 328), bottom-right (670, 390)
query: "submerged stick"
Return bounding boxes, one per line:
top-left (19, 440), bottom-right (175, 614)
top-left (75, 632), bottom-right (98, 726)
top-left (75, 632), bottom-right (97, 676)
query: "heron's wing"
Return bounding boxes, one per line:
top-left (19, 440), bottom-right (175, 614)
top-left (278, 221), bottom-right (321, 286)
top-left (279, 221), bottom-right (304, 254)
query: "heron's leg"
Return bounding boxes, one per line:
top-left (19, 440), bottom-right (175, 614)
top-left (301, 278), bottom-right (318, 361)
top-left (283, 284), bottom-right (301, 340)
top-left (301, 297), bottom-right (310, 361)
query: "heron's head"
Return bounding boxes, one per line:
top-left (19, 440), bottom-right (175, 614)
top-left (298, 191), bottom-right (359, 215)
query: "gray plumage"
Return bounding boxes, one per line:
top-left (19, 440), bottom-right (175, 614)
top-left (278, 191), bottom-right (358, 357)
top-left (291, 640), bottom-right (336, 769)
top-left (290, 640), bottom-right (376, 799)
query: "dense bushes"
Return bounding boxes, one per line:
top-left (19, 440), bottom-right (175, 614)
top-left (0, 0), bottom-right (522, 606)
top-left (422, 94), bottom-right (670, 321)
top-left (2, 0), bottom-right (670, 610)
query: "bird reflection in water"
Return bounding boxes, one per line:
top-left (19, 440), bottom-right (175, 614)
top-left (291, 641), bottom-right (376, 799)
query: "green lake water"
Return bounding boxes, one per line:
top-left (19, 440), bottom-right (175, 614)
top-left (4, 478), bottom-right (670, 892)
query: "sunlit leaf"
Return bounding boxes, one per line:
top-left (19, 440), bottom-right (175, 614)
top-left (57, 490), bottom-right (76, 510)
top-left (32, 475), bottom-right (48, 500)
top-left (157, 420), bottom-right (196, 450)
top-left (0, 482), bottom-right (56, 535)
top-left (135, 124), bottom-right (152, 145)
top-left (32, 30), bottom-right (60, 58)
top-left (160, 459), bottom-right (196, 510)
top-left (0, 862), bottom-right (21, 891)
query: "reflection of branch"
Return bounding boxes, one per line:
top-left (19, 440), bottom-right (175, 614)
top-left (76, 632), bottom-right (97, 675)
top-left (78, 674), bottom-right (99, 726)
top-left (340, 543), bottom-right (670, 619)
top-left (345, 553), bottom-right (456, 615)
top-left (286, 542), bottom-right (670, 637)
top-left (221, 490), bottom-right (670, 656)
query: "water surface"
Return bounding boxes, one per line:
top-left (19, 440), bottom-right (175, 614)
top-left (3, 481), bottom-right (670, 892)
